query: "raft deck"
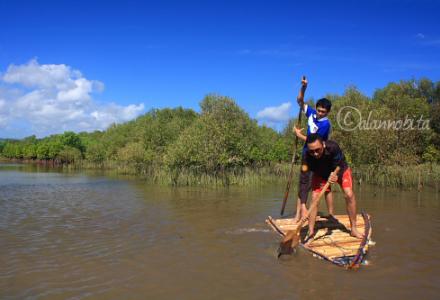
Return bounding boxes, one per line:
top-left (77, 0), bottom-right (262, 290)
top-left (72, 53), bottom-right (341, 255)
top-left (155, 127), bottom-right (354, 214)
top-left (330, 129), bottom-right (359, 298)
top-left (266, 213), bottom-right (372, 268)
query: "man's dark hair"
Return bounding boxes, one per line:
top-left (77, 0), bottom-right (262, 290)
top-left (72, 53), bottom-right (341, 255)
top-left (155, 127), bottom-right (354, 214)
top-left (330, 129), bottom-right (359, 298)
top-left (306, 133), bottom-right (323, 144)
top-left (316, 98), bottom-right (332, 112)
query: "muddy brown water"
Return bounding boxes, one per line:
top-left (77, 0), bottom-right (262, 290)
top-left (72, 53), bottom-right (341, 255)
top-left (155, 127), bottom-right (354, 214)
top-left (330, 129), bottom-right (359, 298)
top-left (1, 163), bottom-right (439, 299)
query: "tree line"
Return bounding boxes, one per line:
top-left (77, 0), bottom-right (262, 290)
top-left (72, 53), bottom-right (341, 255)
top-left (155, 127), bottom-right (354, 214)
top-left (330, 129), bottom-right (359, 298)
top-left (1, 78), bottom-right (439, 185)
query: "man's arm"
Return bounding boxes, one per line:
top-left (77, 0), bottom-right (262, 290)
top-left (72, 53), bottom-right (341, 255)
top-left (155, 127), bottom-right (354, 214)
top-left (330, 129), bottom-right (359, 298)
top-left (296, 76), bottom-right (308, 112)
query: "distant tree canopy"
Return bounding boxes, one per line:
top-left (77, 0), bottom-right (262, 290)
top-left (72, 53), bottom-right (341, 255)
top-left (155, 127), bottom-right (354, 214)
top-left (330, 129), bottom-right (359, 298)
top-left (164, 95), bottom-right (285, 174)
top-left (1, 79), bottom-right (439, 171)
top-left (326, 78), bottom-right (439, 165)
top-left (1, 132), bottom-right (85, 163)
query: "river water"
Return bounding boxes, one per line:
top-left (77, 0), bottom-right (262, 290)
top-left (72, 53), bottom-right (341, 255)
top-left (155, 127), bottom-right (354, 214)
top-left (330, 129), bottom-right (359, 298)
top-left (1, 163), bottom-right (439, 299)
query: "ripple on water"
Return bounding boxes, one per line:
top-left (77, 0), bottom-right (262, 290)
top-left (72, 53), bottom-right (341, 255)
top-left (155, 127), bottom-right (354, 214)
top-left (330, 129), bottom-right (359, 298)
top-left (1, 168), bottom-right (440, 299)
top-left (0, 171), bottom-right (162, 299)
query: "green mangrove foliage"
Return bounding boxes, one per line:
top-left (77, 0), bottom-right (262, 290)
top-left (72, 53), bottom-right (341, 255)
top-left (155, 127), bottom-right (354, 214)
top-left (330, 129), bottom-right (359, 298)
top-left (164, 95), bottom-right (289, 184)
top-left (1, 79), bottom-right (439, 187)
top-left (1, 132), bottom-right (85, 163)
top-left (328, 79), bottom-right (438, 166)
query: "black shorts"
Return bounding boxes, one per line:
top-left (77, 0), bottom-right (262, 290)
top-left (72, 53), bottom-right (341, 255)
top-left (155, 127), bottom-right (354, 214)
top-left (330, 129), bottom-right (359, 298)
top-left (298, 168), bottom-right (312, 204)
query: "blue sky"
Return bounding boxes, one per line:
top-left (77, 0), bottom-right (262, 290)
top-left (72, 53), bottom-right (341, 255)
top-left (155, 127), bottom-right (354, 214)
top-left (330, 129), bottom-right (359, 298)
top-left (0, 0), bottom-right (439, 138)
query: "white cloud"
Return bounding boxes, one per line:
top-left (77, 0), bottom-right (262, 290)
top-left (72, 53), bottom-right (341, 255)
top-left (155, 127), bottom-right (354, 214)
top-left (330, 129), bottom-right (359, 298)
top-left (91, 103), bottom-right (145, 126)
top-left (57, 78), bottom-right (93, 102)
top-left (0, 99), bottom-right (9, 127)
top-left (256, 102), bottom-right (292, 123)
top-left (3, 59), bottom-right (79, 89)
top-left (0, 59), bottom-right (145, 137)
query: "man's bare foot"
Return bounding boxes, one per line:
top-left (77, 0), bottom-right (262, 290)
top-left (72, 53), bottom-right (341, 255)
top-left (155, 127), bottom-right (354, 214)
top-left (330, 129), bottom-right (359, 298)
top-left (350, 228), bottom-right (365, 239)
top-left (304, 230), bottom-right (315, 245)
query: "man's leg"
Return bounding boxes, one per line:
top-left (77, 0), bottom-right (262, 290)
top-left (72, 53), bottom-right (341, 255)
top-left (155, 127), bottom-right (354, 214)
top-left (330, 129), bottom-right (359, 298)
top-left (300, 202), bottom-right (308, 221)
top-left (292, 197), bottom-right (301, 223)
top-left (339, 168), bottom-right (363, 239)
top-left (307, 191), bottom-right (320, 237)
top-left (324, 191), bottom-right (334, 215)
top-left (295, 167), bottom-right (311, 223)
top-left (293, 197), bottom-right (309, 223)
top-left (342, 187), bottom-right (363, 239)
top-left (307, 174), bottom-right (326, 237)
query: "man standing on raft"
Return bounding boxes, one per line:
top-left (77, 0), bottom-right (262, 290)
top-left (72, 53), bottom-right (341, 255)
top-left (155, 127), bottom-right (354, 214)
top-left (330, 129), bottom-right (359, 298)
top-left (300, 133), bottom-right (364, 239)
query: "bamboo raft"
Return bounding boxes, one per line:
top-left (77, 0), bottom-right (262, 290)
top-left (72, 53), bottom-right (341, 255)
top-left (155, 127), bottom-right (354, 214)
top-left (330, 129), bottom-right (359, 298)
top-left (266, 212), bottom-right (372, 268)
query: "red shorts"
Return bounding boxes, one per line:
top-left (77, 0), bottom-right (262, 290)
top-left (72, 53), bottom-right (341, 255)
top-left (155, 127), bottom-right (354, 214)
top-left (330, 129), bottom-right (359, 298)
top-left (311, 168), bottom-right (353, 193)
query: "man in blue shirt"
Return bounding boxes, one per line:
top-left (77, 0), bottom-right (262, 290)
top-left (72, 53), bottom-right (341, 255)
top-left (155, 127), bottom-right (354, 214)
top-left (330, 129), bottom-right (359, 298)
top-left (292, 77), bottom-right (334, 223)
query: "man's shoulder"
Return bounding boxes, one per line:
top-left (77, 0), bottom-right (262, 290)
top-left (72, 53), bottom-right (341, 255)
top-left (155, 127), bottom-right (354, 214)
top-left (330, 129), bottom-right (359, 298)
top-left (324, 140), bottom-right (341, 151)
top-left (319, 118), bottom-right (331, 125)
top-left (305, 104), bottom-right (316, 116)
top-left (319, 119), bottom-right (331, 128)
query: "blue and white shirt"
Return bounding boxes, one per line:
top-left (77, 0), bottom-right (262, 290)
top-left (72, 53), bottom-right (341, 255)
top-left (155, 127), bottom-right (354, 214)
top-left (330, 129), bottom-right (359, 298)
top-left (304, 104), bottom-right (331, 141)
